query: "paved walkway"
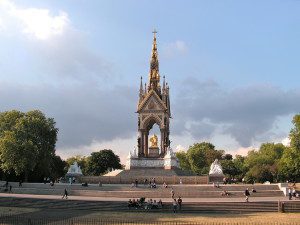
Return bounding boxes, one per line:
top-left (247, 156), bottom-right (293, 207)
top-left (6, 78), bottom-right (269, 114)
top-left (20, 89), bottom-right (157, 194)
top-left (0, 193), bottom-right (297, 203)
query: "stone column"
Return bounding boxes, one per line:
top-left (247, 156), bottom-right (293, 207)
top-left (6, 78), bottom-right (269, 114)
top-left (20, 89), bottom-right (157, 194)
top-left (143, 131), bottom-right (148, 157)
top-left (139, 131), bottom-right (144, 157)
top-left (160, 129), bottom-right (165, 156)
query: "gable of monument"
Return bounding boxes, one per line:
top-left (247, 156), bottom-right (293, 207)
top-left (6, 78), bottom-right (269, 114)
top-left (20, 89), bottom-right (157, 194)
top-left (137, 90), bottom-right (167, 113)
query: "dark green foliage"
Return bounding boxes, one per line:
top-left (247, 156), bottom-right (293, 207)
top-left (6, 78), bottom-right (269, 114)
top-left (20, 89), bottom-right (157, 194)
top-left (0, 110), bottom-right (59, 181)
top-left (175, 151), bottom-right (191, 171)
top-left (85, 149), bottom-right (122, 176)
top-left (184, 142), bottom-right (224, 175)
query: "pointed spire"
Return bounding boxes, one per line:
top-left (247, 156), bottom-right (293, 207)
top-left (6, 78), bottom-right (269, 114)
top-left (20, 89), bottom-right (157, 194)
top-left (139, 76), bottom-right (143, 100)
top-left (148, 29), bottom-right (160, 91)
top-left (139, 76), bottom-right (143, 93)
top-left (162, 75), bottom-right (166, 91)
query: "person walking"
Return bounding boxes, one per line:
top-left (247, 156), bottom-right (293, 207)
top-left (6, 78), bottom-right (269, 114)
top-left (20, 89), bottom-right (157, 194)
top-left (62, 188), bottom-right (68, 199)
top-left (177, 197), bottom-right (182, 211)
top-left (171, 188), bottom-right (175, 198)
top-left (172, 198), bottom-right (177, 213)
top-left (245, 188), bottom-right (250, 202)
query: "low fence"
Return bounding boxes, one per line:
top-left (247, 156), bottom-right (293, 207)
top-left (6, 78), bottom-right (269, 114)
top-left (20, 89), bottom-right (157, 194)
top-left (79, 176), bottom-right (208, 185)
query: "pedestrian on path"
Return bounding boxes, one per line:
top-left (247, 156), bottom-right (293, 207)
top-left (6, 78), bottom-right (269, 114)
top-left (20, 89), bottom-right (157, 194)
top-left (245, 188), bottom-right (250, 202)
top-left (172, 198), bottom-right (177, 213)
top-left (177, 197), bottom-right (182, 210)
top-left (62, 188), bottom-right (68, 199)
top-left (171, 188), bottom-right (175, 198)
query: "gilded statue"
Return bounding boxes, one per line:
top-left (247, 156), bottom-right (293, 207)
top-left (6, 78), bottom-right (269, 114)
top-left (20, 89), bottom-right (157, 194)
top-left (149, 134), bottom-right (158, 148)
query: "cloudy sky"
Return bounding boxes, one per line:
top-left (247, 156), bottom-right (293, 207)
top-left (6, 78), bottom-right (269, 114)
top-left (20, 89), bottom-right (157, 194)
top-left (0, 0), bottom-right (299, 162)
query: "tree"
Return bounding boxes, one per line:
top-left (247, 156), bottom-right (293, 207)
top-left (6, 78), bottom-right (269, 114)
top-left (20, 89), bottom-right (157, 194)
top-left (86, 149), bottom-right (122, 176)
top-left (175, 151), bottom-right (191, 171)
top-left (50, 155), bottom-right (67, 180)
top-left (278, 115), bottom-right (300, 181)
top-left (0, 110), bottom-right (58, 181)
top-left (232, 155), bottom-right (247, 180)
top-left (185, 142), bottom-right (224, 175)
top-left (290, 114), bottom-right (300, 151)
top-left (244, 143), bottom-right (285, 182)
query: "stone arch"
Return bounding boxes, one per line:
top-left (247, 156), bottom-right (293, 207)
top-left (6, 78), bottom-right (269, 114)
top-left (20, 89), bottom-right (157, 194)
top-left (140, 114), bottom-right (163, 130)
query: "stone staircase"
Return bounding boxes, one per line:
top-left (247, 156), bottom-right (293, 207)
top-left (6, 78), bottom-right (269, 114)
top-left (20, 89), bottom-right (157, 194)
top-left (0, 197), bottom-right (299, 213)
top-left (0, 182), bottom-right (284, 199)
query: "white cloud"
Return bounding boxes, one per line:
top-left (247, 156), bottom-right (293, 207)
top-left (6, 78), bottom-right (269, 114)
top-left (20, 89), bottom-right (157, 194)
top-left (0, 0), bottom-right (69, 40)
top-left (57, 136), bottom-right (136, 164)
top-left (281, 137), bottom-right (290, 146)
top-left (228, 146), bottom-right (255, 157)
top-left (162, 40), bottom-right (188, 58)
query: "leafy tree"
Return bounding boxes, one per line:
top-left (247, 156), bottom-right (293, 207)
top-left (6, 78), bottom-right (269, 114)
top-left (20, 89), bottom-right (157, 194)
top-left (278, 115), bottom-right (300, 181)
top-left (221, 160), bottom-right (238, 177)
top-left (232, 155), bottom-right (247, 180)
top-left (186, 142), bottom-right (224, 175)
top-left (86, 149), bottom-right (122, 176)
top-left (244, 143), bottom-right (285, 182)
top-left (290, 115), bottom-right (300, 151)
top-left (0, 110), bottom-right (58, 181)
top-left (278, 147), bottom-right (300, 181)
top-left (222, 153), bottom-right (233, 160)
top-left (175, 151), bottom-right (191, 171)
top-left (50, 155), bottom-right (67, 180)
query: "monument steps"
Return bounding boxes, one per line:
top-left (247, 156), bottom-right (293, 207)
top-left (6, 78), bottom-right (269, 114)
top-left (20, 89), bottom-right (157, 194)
top-left (116, 168), bottom-right (196, 177)
top-left (0, 197), bottom-right (299, 213)
top-left (3, 184), bottom-right (284, 198)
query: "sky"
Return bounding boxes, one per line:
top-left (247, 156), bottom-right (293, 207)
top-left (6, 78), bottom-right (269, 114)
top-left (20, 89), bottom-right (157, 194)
top-left (0, 0), bottom-right (299, 163)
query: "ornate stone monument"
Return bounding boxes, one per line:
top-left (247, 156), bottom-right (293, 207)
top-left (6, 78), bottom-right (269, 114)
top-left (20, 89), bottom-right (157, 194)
top-left (66, 161), bottom-right (83, 177)
top-left (208, 159), bottom-right (224, 182)
top-left (125, 30), bottom-right (178, 170)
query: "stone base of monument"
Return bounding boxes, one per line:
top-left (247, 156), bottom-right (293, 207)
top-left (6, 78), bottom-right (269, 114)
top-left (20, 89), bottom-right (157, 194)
top-left (125, 157), bottom-right (178, 170)
top-left (209, 175), bottom-right (225, 183)
top-left (148, 147), bottom-right (160, 158)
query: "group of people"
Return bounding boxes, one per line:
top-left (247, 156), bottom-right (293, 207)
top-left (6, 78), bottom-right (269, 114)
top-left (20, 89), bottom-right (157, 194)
top-left (288, 187), bottom-right (299, 200)
top-left (128, 198), bottom-right (163, 209)
top-left (223, 177), bottom-right (238, 184)
top-left (172, 197), bottom-right (182, 213)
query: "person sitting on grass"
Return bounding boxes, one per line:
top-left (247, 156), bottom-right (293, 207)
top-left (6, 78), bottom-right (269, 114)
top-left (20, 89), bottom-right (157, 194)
top-left (152, 200), bottom-right (159, 209)
top-left (128, 199), bottom-right (133, 208)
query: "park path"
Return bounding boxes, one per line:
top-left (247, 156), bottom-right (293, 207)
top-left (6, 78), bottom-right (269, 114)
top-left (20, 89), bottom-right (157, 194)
top-left (0, 192), bottom-right (296, 203)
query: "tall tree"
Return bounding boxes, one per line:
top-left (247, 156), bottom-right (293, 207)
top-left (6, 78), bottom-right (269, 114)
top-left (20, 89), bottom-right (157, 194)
top-left (175, 151), bottom-right (191, 171)
top-left (0, 110), bottom-right (58, 181)
top-left (186, 142), bottom-right (224, 175)
top-left (244, 143), bottom-right (285, 182)
top-left (279, 114), bottom-right (300, 181)
top-left (85, 149), bottom-right (122, 176)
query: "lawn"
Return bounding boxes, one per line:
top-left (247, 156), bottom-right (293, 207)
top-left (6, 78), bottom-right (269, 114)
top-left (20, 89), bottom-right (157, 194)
top-left (0, 207), bottom-right (299, 224)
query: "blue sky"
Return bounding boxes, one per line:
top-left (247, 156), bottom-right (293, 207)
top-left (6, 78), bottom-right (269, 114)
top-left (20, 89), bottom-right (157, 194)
top-left (0, 0), bottom-right (299, 161)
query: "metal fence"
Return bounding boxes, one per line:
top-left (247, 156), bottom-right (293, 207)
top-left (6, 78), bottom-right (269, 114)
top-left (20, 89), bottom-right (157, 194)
top-left (0, 216), bottom-right (299, 225)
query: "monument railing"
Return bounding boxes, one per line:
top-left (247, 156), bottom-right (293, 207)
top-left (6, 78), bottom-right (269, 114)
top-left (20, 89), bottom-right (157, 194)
top-left (79, 175), bottom-right (209, 185)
